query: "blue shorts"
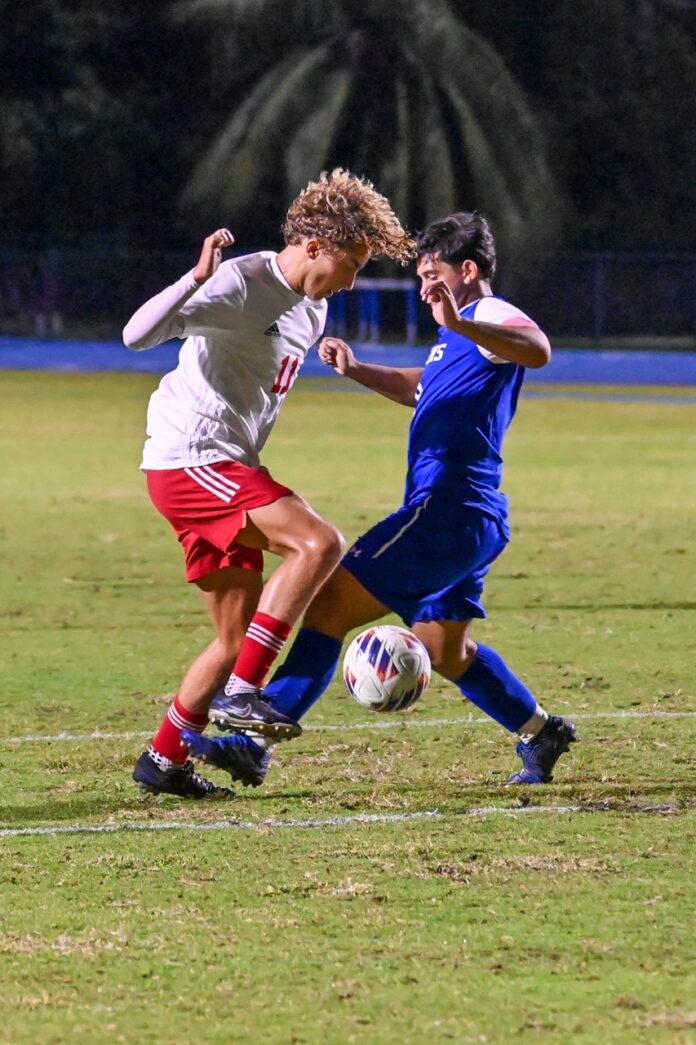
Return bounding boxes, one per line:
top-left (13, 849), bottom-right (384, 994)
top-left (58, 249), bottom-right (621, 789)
top-left (342, 495), bottom-right (508, 626)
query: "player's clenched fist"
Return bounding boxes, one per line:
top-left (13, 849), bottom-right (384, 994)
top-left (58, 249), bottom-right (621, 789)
top-left (318, 336), bottom-right (357, 375)
top-left (193, 228), bottom-right (235, 285)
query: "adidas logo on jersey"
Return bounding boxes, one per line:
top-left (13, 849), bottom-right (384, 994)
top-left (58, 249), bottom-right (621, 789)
top-left (264, 323), bottom-right (281, 337)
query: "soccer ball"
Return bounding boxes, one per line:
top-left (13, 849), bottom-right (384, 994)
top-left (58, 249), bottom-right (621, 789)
top-left (343, 625), bottom-right (431, 713)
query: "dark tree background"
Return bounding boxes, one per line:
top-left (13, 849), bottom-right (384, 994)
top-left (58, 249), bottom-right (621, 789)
top-left (1, 0), bottom-right (695, 252)
top-left (452, 0), bottom-right (696, 250)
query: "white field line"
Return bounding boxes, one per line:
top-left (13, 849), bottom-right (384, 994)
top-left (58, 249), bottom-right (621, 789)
top-left (0, 810), bottom-right (442, 839)
top-left (0, 802), bottom-right (684, 841)
top-left (1, 709), bottom-right (694, 747)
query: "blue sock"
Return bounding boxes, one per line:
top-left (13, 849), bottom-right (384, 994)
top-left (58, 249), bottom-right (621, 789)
top-left (456, 644), bottom-right (539, 733)
top-left (264, 628), bottom-right (342, 720)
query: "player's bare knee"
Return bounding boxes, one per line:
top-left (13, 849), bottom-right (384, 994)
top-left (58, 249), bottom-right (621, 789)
top-left (322, 524), bottom-right (346, 565)
top-left (462, 636), bottom-right (477, 662)
top-left (303, 524), bottom-right (345, 572)
top-left (429, 637), bottom-right (477, 680)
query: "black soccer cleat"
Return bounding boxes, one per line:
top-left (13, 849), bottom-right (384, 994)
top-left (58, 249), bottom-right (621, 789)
top-left (208, 687), bottom-right (302, 740)
top-left (507, 716), bottom-right (578, 784)
top-left (182, 730), bottom-right (273, 788)
top-left (132, 750), bottom-right (234, 799)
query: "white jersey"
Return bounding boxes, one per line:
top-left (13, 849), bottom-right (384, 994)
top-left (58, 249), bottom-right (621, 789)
top-left (123, 251), bottom-right (327, 470)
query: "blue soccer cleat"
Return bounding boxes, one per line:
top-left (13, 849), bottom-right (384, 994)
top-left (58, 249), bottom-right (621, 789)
top-left (132, 750), bottom-right (234, 799)
top-left (182, 730), bottom-right (272, 788)
top-left (507, 716), bottom-right (578, 784)
top-left (208, 687), bottom-right (302, 740)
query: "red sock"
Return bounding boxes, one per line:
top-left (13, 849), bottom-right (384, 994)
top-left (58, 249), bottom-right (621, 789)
top-left (150, 695), bottom-right (208, 765)
top-left (233, 612), bottom-right (291, 687)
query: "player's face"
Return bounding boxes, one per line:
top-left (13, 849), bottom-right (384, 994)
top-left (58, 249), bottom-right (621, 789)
top-left (416, 254), bottom-right (474, 311)
top-left (304, 242), bottom-right (370, 300)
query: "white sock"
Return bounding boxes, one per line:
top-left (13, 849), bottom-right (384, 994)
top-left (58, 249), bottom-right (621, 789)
top-left (517, 706), bottom-right (549, 745)
top-left (224, 674), bottom-right (258, 697)
top-left (148, 745), bottom-right (176, 770)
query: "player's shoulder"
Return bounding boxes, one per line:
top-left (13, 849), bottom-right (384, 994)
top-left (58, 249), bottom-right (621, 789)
top-left (471, 295), bottom-right (538, 327)
top-left (199, 253), bottom-right (253, 297)
top-left (223, 250), bottom-right (272, 283)
top-left (212, 251), bottom-right (293, 310)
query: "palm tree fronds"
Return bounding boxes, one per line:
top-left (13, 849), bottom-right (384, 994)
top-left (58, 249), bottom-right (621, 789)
top-left (284, 69), bottom-right (352, 192)
top-left (183, 44), bottom-right (332, 214)
top-left (442, 81), bottom-right (527, 247)
top-left (173, 0), bottom-right (330, 73)
top-left (405, 72), bottom-right (457, 224)
top-left (375, 76), bottom-right (411, 220)
top-left (179, 0), bottom-right (565, 250)
top-left (409, 1), bottom-right (561, 245)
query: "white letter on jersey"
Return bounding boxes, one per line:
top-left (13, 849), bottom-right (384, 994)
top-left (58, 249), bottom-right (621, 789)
top-left (425, 343), bottom-right (445, 365)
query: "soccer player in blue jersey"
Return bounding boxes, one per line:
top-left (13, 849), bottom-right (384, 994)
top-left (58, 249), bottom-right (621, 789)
top-left (184, 212), bottom-right (577, 787)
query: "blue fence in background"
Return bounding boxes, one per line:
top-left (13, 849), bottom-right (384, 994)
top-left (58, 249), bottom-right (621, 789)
top-left (1, 335), bottom-right (695, 386)
top-left (1, 249), bottom-right (695, 341)
top-left (330, 278), bottom-right (421, 344)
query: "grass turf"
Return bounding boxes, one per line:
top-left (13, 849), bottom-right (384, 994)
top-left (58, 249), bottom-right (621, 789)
top-left (0, 371), bottom-right (694, 1043)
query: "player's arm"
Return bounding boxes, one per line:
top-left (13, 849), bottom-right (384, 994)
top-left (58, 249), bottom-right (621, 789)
top-left (319, 337), bottom-right (422, 406)
top-left (424, 280), bottom-right (551, 368)
top-left (123, 228), bottom-right (235, 350)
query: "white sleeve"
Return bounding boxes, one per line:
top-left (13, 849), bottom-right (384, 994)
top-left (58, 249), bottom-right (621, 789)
top-left (472, 297), bottom-right (539, 365)
top-left (123, 270), bottom-right (200, 350)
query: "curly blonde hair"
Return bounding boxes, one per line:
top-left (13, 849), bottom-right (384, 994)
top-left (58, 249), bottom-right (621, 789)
top-left (283, 168), bottom-right (416, 265)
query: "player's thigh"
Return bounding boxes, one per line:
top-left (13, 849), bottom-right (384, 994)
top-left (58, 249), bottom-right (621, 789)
top-left (240, 494), bottom-right (343, 558)
top-left (303, 566), bottom-right (390, 638)
top-left (195, 565), bottom-right (264, 643)
top-left (412, 619), bottom-right (476, 678)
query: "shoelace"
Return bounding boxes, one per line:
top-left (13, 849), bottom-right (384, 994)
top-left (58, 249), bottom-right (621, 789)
top-left (180, 762), bottom-right (218, 792)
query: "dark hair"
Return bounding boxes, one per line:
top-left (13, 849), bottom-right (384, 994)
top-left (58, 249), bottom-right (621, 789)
top-left (416, 212), bottom-right (497, 280)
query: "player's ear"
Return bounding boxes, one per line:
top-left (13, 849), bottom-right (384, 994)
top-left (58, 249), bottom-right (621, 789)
top-left (461, 259), bottom-right (480, 284)
top-left (305, 238), bottom-right (321, 260)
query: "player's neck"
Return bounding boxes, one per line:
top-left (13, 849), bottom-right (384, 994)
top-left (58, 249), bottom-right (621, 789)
top-left (456, 279), bottom-right (492, 310)
top-left (275, 245), bottom-right (308, 296)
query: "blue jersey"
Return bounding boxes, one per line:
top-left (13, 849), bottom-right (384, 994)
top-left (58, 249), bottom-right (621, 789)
top-left (405, 296), bottom-right (536, 535)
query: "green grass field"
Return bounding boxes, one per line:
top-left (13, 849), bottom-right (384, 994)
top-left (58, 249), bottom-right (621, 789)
top-left (0, 371), bottom-right (694, 1044)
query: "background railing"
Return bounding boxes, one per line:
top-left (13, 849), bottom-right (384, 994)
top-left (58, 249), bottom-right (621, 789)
top-left (329, 278), bottom-right (420, 344)
top-left (0, 248), bottom-right (694, 343)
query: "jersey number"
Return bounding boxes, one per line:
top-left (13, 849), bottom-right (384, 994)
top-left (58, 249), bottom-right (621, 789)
top-left (272, 355), bottom-right (300, 395)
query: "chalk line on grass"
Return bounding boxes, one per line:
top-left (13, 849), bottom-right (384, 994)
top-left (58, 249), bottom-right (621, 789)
top-left (1, 709), bottom-right (694, 747)
top-left (1, 810), bottom-right (442, 839)
top-left (0, 802), bottom-right (685, 841)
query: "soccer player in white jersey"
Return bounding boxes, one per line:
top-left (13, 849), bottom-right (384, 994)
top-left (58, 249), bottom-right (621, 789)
top-left (184, 212), bottom-right (578, 789)
top-left (123, 169), bottom-right (415, 798)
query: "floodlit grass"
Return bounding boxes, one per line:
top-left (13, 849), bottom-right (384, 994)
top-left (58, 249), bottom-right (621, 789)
top-left (0, 371), bottom-right (694, 1043)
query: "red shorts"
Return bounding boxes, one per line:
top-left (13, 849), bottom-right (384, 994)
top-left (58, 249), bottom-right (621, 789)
top-left (146, 461), bottom-right (293, 582)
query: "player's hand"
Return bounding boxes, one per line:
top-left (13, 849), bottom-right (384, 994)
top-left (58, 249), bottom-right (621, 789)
top-left (193, 228), bottom-right (235, 284)
top-left (318, 336), bottom-right (357, 376)
top-left (421, 278), bottom-right (461, 329)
